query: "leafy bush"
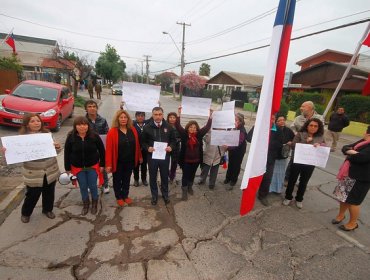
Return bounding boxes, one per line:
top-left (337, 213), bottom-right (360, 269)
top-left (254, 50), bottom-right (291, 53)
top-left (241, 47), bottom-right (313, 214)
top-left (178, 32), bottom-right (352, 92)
top-left (338, 94), bottom-right (370, 124)
top-left (74, 95), bottom-right (88, 108)
top-left (203, 89), bottom-right (225, 102)
top-left (286, 92), bottom-right (326, 111)
top-left (277, 99), bottom-right (289, 118)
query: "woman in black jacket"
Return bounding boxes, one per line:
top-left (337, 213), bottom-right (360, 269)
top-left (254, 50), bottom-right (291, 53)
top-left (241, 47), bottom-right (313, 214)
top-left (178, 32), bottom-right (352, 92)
top-left (64, 116), bottom-right (105, 215)
top-left (176, 107), bottom-right (212, 200)
top-left (332, 125), bottom-right (370, 231)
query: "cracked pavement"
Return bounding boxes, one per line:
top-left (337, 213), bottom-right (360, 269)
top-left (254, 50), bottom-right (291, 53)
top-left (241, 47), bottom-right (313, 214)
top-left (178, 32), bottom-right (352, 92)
top-left (0, 93), bottom-right (369, 279)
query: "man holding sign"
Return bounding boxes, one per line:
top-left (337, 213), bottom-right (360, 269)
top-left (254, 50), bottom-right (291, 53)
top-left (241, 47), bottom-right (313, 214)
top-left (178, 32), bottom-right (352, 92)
top-left (141, 107), bottom-right (176, 205)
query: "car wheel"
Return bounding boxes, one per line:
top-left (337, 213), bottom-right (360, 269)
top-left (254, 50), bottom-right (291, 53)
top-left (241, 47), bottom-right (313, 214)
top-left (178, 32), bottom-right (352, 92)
top-left (52, 115), bottom-right (62, 132)
top-left (68, 106), bottom-right (74, 118)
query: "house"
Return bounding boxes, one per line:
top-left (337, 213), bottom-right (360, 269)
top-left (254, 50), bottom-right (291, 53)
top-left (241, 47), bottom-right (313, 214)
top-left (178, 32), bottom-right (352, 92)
top-left (296, 49), bottom-right (354, 70)
top-left (0, 33), bottom-right (74, 85)
top-left (206, 71), bottom-right (263, 94)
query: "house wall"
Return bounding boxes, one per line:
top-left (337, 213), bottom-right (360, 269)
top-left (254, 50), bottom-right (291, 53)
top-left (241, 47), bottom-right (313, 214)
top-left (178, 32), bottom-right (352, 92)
top-left (299, 53), bottom-right (351, 70)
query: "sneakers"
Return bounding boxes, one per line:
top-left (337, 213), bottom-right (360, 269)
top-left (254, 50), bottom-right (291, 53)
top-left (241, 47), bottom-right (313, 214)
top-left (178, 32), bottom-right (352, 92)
top-left (142, 179), bottom-right (148, 186)
top-left (124, 197), bottom-right (133, 205)
top-left (296, 201), bottom-right (303, 209)
top-left (134, 180), bottom-right (139, 187)
top-left (21, 215), bottom-right (30, 223)
top-left (282, 199), bottom-right (291, 206)
top-left (116, 199), bottom-right (125, 207)
top-left (103, 186), bottom-right (110, 194)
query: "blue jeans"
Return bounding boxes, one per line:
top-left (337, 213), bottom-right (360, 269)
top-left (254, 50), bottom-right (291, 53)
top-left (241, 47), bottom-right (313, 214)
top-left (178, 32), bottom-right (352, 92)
top-left (76, 169), bottom-right (99, 201)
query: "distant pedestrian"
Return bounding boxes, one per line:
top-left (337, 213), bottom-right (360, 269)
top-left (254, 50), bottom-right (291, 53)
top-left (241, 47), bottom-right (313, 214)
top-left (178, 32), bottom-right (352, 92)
top-left (332, 126), bottom-right (370, 231)
top-left (176, 107), bottom-right (212, 200)
top-left (141, 107), bottom-right (177, 206)
top-left (167, 112), bottom-right (181, 185)
top-left (87, 81), bottom-right (94, 99)
top-left (0, 113), bottom-right (61, 223)
top-left (224, 113), bottom-right (247, 190)
top-left (133, 111), bottom-right (149, 187)
top-left (327, 107), bottom-right (350, 152)
top-left (64, 116), bottom-right (105, 215)
top-left (283, 118), bottom-right (325, 209)
top-left (95, 82), bottom-right (102, 100)
top-left (85, 100), bottom-right (110, 194)
top-left (105, 110), bottom-right (142, 207)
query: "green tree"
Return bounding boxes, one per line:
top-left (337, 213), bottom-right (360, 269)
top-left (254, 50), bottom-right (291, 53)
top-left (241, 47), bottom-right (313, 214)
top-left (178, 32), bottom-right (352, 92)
top-left (95, 45), bottom-right (126, 83)
top-left (199, 63), bottom-right (210, 76)
top-left (0, 54), bottom-right (23, 76)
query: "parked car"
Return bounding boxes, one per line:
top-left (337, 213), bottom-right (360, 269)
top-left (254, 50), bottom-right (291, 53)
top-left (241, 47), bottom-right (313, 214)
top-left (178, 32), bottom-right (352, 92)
top-left (111, 83), bottom-right (123, 95)
top-left (0, 80), bottom-right (74, 132)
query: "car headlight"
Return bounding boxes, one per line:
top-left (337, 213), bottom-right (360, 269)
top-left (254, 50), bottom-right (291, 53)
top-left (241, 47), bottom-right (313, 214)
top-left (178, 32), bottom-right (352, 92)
top-left (0, 104), bottom-right (4, 112)
top-left (40, 109), bottom-right (57, 117)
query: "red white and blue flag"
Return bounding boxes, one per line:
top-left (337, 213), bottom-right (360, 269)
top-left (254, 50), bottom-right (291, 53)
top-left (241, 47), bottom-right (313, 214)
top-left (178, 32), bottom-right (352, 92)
top-left (5, 32), bottom-right (16, 53)
top-left (240, 0), bottom-right (296, 216)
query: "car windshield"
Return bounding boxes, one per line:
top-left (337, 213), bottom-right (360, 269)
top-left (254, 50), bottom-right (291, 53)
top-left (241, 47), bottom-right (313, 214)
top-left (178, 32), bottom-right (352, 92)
top-left (112, 84), bottom-right (122, 89)
top-left (12, 84), bottom-right (58, 102)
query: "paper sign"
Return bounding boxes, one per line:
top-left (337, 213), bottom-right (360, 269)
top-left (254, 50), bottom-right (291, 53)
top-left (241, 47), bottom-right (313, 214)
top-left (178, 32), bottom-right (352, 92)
top-left (122, 82), bottom-right (160, 112)
top-left (152, 141), bottom-right (167, 160)
top-left (211, 110), bottom-right (235, 129)
top-left (1, 133), bottom-right (57, 164)
top-left (181, 96), bottom-right (211, 117)
top-left (293, 143), bottom-right (330, 168)
top-left (210, 129), bottom-right (240, 146)
top-left (222, 100), bottom-right (235, 111)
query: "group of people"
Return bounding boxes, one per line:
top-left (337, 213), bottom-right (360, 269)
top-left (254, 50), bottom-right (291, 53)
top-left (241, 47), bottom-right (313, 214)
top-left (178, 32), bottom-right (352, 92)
top-left (3, 98), bottom-right (369, 233)
top-left (87, 81), bottom-right (102, 100)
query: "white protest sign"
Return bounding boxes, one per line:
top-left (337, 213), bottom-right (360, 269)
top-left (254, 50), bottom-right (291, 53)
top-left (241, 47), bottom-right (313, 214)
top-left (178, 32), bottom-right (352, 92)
top-left (152, 141), bottom-right (167, 160)
top-left (222, 100), bottom-right (235, 111)
top-left (210, 129), bottom-right (240, 146)
top-left (122, 82), bottom-right (160, 112)
top-left (1, 133), bottom-right (57, 164)
top-left (211, 110), bottom-right (235, 129)
top-left (181, 96), bottom-right (211, 117)
top-left (293, 143), bottom-right (330, 168)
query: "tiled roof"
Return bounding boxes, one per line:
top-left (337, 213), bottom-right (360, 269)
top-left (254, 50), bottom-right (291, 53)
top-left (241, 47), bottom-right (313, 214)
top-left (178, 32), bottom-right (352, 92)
top-left (41, 58), bottom-right (75, 70)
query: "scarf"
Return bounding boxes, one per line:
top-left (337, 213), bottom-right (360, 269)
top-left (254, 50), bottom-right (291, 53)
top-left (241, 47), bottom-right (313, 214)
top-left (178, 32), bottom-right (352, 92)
top-left (337, 139), bottom-right (370, 180)
top-left (187, 132), bottom-right (198, 150)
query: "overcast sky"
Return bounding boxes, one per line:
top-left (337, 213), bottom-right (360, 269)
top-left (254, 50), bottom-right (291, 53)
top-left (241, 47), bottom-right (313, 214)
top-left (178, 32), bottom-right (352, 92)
top-left (1, 0), bottom-right (369, 77)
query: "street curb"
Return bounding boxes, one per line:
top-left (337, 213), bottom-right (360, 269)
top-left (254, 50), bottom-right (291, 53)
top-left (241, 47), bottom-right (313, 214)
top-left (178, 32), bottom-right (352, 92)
top-left (0, 183), bottom-right (25, 226)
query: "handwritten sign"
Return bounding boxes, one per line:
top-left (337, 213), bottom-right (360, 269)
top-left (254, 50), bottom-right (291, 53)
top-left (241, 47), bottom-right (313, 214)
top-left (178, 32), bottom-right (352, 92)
top-left (152, 141), bottom-right (168, 160)
top-left (181, 96), bottom-right (211, 117)
top-left (210, 129), bottom-right (240, 146)
top-left (211, 110), bottom-right (235, 129)
top-left (122, 82), bottom-right (161, 112)
top-left (1, 133), bottom-right (57, 164)
top-left (293, 143), bottom-right (330, 168)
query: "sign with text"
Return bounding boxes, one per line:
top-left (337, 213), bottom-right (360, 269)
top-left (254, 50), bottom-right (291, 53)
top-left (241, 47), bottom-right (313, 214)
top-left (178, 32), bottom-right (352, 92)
top-left (293, 143), bottom-right (330, 168)
top-left (1, 133), bottom-right (57, 164)
top-left (222, 100), bottom-right (235, 111)
top-left (122, 82), bottom-right (161, 112)
top-left (211, 110), bottom-right (235, 129)
top-left (210, 129), bottom-right (240, 146)
top-left (181, 96), bottom-right (211, 117)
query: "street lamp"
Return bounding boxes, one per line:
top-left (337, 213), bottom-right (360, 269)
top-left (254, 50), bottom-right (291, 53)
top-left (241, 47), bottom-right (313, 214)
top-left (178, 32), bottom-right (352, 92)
top-left (163, 31), bottom-right (184, 98)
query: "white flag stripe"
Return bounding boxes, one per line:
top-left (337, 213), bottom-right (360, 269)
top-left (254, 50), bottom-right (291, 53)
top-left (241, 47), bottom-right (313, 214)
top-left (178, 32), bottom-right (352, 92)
top-left (240, 25), bottom-right (284, 189)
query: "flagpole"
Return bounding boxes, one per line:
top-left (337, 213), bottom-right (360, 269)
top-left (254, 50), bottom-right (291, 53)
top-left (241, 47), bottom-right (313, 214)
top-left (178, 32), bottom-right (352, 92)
top-left (322, 22), bottom-right (370, 119)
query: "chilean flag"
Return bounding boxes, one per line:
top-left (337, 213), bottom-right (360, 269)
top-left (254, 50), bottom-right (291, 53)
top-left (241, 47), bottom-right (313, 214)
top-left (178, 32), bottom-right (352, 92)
top-left (240, 0), bottom-right (296, 216)
top-left (5, 33), bottom-right (16, 53)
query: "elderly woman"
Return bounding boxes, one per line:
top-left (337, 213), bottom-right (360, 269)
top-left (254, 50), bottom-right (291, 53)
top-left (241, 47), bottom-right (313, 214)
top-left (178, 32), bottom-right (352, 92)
top-left (332, 126), bottom-right (370, 231)
top-left (283, 118), bottom-right (325, 209)
top-left (105, 110), bottom-right (142, 207)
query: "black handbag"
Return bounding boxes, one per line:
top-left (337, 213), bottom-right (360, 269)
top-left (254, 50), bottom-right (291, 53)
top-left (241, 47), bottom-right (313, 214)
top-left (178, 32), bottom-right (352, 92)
top-left (280, 143), bottom-right (291, 159)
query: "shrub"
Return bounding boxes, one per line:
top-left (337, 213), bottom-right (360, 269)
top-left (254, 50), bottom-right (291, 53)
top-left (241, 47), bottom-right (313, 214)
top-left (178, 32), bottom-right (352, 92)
top-left (277, 99), bottom-right (289, 118)
top-left (203, 89), bottom-right (225, 102)
top-left (286, 92), bottom-right (326, 111)
top-left (338, 94), bottom-right (370, 124)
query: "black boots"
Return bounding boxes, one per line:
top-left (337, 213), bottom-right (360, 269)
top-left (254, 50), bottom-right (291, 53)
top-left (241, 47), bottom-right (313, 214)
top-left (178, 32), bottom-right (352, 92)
top-left (81, 199), bottom-right (90, 216)
top-left (91, 199), bottom-right (98, 215)
top-left (181, 186), bottom-right (188, 201)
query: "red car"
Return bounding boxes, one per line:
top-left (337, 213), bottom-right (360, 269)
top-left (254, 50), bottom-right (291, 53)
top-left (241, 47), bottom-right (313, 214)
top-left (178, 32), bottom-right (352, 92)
top-left (0, 80), bottom-right (74, 131)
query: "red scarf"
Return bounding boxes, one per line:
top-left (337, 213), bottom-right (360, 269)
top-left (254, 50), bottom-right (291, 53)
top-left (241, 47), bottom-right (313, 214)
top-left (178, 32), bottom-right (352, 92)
top-left (187, 132), bottom-right (198, 150)
top-left (337, 139), bottom-right (370, 180)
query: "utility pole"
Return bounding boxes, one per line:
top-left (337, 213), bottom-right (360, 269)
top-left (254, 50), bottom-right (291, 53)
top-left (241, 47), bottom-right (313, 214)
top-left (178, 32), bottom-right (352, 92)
top-left (141, 60), bottom-right (144, 83)
top-left (143, 55), bottom-right (151, 84)
top-left (176, 22), bottom-right (191, 99)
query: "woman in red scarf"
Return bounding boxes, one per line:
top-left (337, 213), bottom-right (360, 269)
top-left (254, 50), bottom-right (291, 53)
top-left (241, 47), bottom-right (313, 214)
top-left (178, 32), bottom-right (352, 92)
top-left (332, 125), bottom-right (370, 231)
top-left (176, 107), bottom-right (212, 201)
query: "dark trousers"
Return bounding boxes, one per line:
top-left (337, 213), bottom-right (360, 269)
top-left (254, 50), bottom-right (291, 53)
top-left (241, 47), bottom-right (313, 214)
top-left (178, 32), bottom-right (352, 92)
top-left (199, 163), bottom-right (220, 187)
top-left (21, 177), bottom-right (55, 217)
top-left (133, 151), bottom-right (147, 181)
top-left (285, 163), bottom-right (315, 202)
top-left (148, 156), bottom-right (170, 199)
top-left (226, 150), bottom-right (244, 183)
top-left (112, 161), bottom-right (134, 200)
top-left (181, 162), bottom-right (199, 188)
top-left (169, 153), bottom-right (179, 181)
top-left (258, 160), bottom-right (276, 198)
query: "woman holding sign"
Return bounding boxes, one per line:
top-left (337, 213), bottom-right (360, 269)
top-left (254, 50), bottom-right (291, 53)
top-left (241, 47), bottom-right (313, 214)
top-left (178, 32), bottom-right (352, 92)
top-left (176, 107), bottom-right (212, 200)
top-left (332, 126), bottom-right (370, 231)
top-left (1, 113), bottom-right (61, 223)
top-left (283, 118), bottom-right (325, 209)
